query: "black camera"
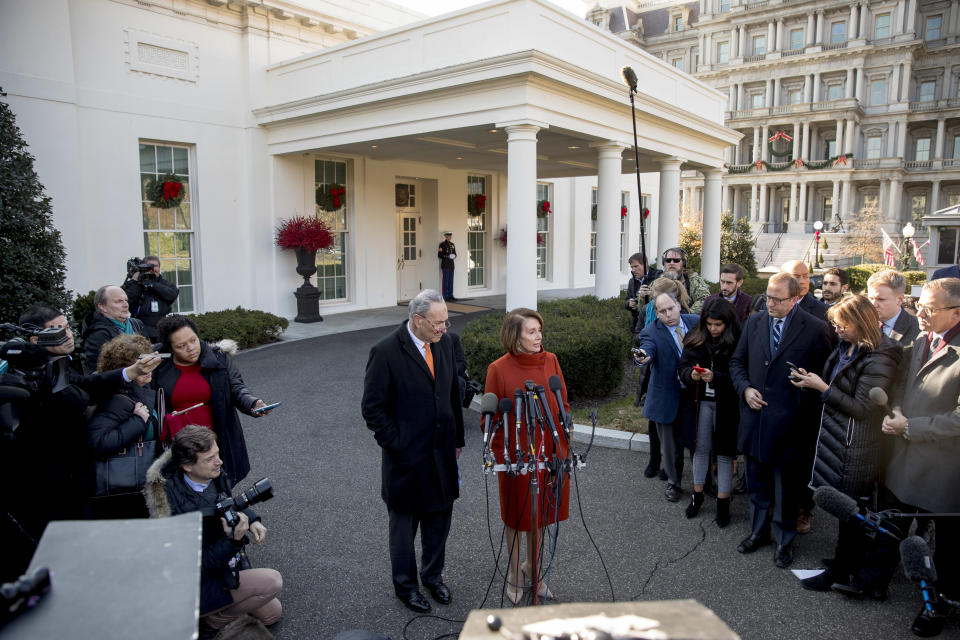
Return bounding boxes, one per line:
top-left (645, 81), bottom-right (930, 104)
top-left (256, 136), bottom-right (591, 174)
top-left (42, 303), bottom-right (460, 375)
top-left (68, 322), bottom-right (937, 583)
top-left (1, 567), bottom-right (51, 627)
top-left (126, 257), bottom-right (155, 279)
top-left (216, 478), bottom-right (274, 528)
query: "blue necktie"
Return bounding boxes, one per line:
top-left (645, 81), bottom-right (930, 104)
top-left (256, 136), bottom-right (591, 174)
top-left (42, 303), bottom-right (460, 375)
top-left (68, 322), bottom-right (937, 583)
top-left (772, 319), bottom-right (783, 351)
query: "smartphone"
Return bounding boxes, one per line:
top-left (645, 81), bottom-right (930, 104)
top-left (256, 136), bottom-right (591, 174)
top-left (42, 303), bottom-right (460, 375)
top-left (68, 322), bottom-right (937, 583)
top-left (785, 361), bottom-right (799, 371)
top-left (251, 401), bottom-right (281, 414)
top-left (139, 352), bottom-right (171, 360)
top-left (693, 365), bottom-right (707, 373)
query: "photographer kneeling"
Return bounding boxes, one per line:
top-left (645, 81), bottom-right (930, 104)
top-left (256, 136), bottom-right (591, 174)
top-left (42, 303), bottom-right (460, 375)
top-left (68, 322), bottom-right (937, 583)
top-left (122, 256), bottom-right (179, 341)
top-left (144, 425), bottom-right (282, 631)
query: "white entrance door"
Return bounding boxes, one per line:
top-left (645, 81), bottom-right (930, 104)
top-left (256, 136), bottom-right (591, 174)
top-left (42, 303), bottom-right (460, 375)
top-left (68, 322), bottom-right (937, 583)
top-left (397, 211), bottom-right (421, 301)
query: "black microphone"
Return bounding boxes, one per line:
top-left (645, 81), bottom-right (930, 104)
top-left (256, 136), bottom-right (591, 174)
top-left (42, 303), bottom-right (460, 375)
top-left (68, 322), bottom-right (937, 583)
top-left (621, 65), bottom-right (638, 93)
top-left (813, 486), bottom-right (897, 539)
top-left (512, 389), bottom-right (524, 468)
top-left (534, 384), bottom-right (562, 459)
top-left (523, 380), bottom-right (539, 456)
top-left (868, 387), bottom-right (895, 419)
top-left (498, 397), bottom-right (513, 464)
top-left (901, 536), bottom-right (940, 615)
top-left (548, 375), bottom-right (572, 442)
top-left (480, 392), bottom-right (498, 450)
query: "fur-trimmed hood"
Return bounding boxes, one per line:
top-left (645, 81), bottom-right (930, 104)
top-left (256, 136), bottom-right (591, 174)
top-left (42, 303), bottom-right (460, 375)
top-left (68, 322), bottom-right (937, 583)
top-left (144, 449), bottom-right (174, 518)
top-left (212, 338), bottom-right (238, 356)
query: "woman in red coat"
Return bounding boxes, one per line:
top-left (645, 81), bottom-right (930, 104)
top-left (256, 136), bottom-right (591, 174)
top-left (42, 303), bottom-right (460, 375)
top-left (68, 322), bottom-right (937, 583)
top-left (484, 308), bottom-right (571, 604)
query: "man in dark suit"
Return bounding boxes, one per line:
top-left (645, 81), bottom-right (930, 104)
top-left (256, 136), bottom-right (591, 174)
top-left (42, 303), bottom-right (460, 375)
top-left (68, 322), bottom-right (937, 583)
top-left (730, 273), bottom-right (834, 568)
top-left (867, 269), bottom-right (920, 346)
top-left (931, 264), bottom-right (960, 280)
top-left (635, 292), bottom-right (700, 502)
top-left (361, 289), bottom-right (465, 613)
top-left (703, 263), bottom-right (753, 324)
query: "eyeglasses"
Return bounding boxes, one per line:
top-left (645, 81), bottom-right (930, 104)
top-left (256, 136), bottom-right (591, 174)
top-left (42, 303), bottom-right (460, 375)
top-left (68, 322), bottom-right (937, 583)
top-left (766, 295), bottom-right (793, 305)
top-left (831, 323), bottom-right (848, 331)
top-left (663, 257), bottom-right (683, 264)
top-left (917, 304), bottom-right (960, 316)
top-left (416, 315), bottom-right (451, 330)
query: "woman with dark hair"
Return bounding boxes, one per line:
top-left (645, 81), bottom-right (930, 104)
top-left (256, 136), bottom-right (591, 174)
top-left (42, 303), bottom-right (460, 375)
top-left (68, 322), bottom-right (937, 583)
top-left (87, 334), bottom-right (161, 518)
top-left (677, 298), bottom-right (741, 526)
top-left (484, 308), bottom-right (571, 605)
top-left (153, 315), bottom-right (273, 484)
top-left (789, 295), bottom-right (902, 595)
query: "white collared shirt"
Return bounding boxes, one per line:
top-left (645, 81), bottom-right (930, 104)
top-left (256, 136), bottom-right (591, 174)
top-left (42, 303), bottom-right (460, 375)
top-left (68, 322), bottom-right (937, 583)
top-left (406, 321), bottom-right (430, 364)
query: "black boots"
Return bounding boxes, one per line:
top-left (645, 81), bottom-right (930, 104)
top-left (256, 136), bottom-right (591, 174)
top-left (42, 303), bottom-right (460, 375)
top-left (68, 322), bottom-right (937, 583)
top-left (685, 491), bottom-right (704, 518)
top-left (715, 497), bottom-right (730, 528)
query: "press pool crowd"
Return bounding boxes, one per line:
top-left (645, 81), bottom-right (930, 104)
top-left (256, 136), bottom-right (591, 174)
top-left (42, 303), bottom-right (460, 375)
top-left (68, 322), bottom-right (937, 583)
top-left (629, 248), bottom-right (960, 638)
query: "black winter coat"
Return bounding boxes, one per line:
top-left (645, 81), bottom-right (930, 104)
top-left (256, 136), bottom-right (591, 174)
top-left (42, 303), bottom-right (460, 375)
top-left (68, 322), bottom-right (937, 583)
top-left (122, 276), bottom-right (179, 340)
top-left (88, 381), bottom-right (158, 456)
top-left (81, 312), bottom-right (146, 373)
top-left (677, 336), bottom-right (740, 457)
top-left (625, 268), bottom-right (663, 333)
top-left (810, 337), bottom-right (902, 500)
top-left (153, 342), bottom-right (258, 483)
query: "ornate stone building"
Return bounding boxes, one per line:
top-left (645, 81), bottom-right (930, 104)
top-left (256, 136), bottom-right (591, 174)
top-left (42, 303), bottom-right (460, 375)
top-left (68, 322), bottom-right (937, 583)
top-left (591, 0), bottom-right (960, 270)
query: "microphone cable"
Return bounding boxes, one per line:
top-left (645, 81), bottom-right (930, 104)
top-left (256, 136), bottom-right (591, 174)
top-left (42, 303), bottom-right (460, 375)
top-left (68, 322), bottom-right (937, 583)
top-left (571, 461), bottom-right (616, 602)
top-left (401, 614), bottom-right (465, 640)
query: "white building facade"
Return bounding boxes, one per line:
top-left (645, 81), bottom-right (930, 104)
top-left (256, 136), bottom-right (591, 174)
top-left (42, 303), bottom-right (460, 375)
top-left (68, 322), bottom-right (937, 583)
top-left (1, 0), bottom-right (736, 317)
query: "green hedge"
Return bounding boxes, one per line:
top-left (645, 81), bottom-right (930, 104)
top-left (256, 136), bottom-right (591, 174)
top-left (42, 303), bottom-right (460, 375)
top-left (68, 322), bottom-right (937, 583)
top-left (191, 307), bottom-right (289, 350)
top-left (846, 264), bottom-right (927, 293)
top-left (708, 276), bottom-right (767, 296)
top-left (461, 295), bottom-right (632, 400)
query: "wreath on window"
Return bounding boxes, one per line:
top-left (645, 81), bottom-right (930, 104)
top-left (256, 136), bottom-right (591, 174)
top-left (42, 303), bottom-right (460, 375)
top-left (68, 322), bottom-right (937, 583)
top-left (767, 130), bottom-right (793, 158)
top-left (468, 194), bottom-right (486, 216)
top-left (316, 184), bottom-right (346, 212)
top-left (537, 200), bottom-right (551, 218)
top-left (146, 173), bottom-right (186, 209)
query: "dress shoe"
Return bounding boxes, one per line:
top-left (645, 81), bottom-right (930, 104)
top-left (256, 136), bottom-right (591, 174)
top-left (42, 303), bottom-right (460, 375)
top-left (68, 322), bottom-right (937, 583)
top-left (774, 544), bottom-right (794, 568)
top-left (427, 582), bottom-right (451, 605)
top-left (737, 532), bottom-right (771, 554)
top-left (521, 564), bottom-right (555, 600)
top-left (664, 483), bottom-right (681, 502)
top-left (398, 590), bottom-right (431, 613)
top-left (643, 461), bottom-right (660, 478)
top-left (797, 508), bottom-right (813, 535)
top-left (912, 605), bottom-right (945, 637)
top-left (800, 568), bottom-right (846, 592)
top-left (831, 580), bottom-right (888, 602)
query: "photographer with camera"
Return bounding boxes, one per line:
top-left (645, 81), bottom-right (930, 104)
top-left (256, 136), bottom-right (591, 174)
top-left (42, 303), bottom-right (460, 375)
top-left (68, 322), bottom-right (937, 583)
top-left (1, 304), bottom-right (162, 582)
top-left (624, 252), bottom-right (662, 335)
top-left (81, 285), bottom-right (146, 372)
top-left (144, 425), bottom-right (282, 632)
top-left (122, 256), bottom-right (179, 341)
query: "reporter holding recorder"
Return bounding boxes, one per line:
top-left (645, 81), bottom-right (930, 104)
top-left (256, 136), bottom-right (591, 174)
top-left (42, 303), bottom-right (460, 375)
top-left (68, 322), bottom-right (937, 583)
top-left (154, 315), bottom-right (274, 484)
top-left (787, 294), bottom-right (901, 595)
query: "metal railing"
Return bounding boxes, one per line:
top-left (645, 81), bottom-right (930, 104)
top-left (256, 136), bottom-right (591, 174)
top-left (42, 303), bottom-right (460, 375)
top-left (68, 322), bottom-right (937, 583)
top-left (821, 41), bottom-right (848, 51)
top-left (905, 161), bottom-right (932, 170)
top-left (744, 53), bottom-right (766, 62)
top-left (761, 230), bottom-right (785, 268)
top-left (781, 47), bottom-right (804, 57)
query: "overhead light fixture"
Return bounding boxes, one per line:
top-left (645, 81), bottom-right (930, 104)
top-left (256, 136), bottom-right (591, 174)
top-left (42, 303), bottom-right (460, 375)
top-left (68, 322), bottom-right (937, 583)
top-left (455, 157), bottom-right (463, 160)
top-left (370, 145), bottom-right (378, 148)
top-left (489, 129), bottom-right (498, 133)
top-left (416, 136), bottom-right (476, 149)
top-left (567, 145), bottom-right (581, 150)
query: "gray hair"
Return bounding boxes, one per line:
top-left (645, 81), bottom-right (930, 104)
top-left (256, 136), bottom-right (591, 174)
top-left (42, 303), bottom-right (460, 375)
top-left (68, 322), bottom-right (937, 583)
top-left (924, 278), bottom-right (960, 306)
top-left (94, 285), bottom-right (117, 310)
top-left (408, 289), bottom-right (445, 320)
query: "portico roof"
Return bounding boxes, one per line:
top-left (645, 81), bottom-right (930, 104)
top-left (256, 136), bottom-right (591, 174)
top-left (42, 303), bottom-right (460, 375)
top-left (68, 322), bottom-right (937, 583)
top-left (252, 0), bottom-right (740, 176)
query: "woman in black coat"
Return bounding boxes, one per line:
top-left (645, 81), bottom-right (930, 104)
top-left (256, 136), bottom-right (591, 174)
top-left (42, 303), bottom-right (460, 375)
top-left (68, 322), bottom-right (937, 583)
top-left (789, 294), bottom-right (902, 595)
top-left (87, 333), bottom-right (161, 519)
top-left (154, 315), bottom-right (273, 484)
top-left (677, 298), bottom-right (741, 526)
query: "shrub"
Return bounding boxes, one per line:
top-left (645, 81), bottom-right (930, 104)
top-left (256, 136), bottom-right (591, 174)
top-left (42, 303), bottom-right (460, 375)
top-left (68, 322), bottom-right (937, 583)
top-left (741, 276), bottom-right (769, 295)
top-left (679, 213), bottom-right (758, 277)
top-left (72, 290), bottom-right (96, 326)
top-left (190, 307), bottom-right (289, 350)
top-left (904, 270), bottom-right (927, 288)
top-left (461, 296), bottom-right (632, 400)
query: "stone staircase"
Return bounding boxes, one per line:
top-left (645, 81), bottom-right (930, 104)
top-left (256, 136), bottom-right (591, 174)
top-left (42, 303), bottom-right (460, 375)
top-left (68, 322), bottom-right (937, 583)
top-left (755, 232), bottom-right (817, 269)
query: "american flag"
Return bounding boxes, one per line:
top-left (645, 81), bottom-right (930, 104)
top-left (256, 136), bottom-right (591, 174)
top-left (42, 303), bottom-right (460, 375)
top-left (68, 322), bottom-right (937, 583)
top-left (910, 238), bottom-right (929, 266)
top-left (881, 229), bottom-right (899, 267)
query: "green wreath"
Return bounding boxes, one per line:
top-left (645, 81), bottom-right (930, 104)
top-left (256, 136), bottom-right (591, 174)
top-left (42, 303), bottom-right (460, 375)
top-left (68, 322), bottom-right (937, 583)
top-left (146, 173), bottom-right (186, 209)
top-left (316, 183), bottom-right (346, 212)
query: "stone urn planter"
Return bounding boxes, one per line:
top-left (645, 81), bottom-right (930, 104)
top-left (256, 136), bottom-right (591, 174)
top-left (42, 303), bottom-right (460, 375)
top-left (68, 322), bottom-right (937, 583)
top-left (275, 215), bottom-right (333, 324)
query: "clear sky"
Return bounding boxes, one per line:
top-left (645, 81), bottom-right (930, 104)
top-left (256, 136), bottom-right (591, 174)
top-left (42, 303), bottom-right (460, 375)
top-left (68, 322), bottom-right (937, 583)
top-left (390, 0), bottom-right (590, 18)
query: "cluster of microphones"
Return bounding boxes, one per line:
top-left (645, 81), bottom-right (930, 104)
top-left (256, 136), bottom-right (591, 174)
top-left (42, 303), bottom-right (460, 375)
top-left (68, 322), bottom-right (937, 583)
top-left (479, 375), bottom-right (585, 476)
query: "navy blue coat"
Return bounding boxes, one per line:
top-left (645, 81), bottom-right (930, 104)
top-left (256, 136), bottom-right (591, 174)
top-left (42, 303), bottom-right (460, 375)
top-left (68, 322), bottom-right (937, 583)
top-left (635, 314), bottom-right (699, 424)
top-left (729, 307), bottom-right (834, 463)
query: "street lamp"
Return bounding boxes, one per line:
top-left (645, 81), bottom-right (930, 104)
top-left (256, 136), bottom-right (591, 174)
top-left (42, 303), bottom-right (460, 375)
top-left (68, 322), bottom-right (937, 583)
top-left (813, 220), bottom-right (823, 269)
top-left (902, 222), bottom-right (915, 270)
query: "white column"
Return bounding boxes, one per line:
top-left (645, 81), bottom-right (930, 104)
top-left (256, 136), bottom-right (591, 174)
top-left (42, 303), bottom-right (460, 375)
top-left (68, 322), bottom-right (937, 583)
top-left (889, 177), bottom-right (902, 221)
top-left (848, 4), bottom-right (859, 39)
top-left (776, 19), bottom-right (785, 51)
top-left (750, 183), bottom-right (759, 220)
top-left (835, 119), bottom-right (844, 155)
top-left (722, 184), bottom-right (731, 216)
top-left (767, 21), bottom-right (776, 50)
top-left (731, 26), bottom-right (739, 57)
top-left (841, 179), bottom-right (852, 221)
top-left (845, 119), bottom-right (856, 155)
top-left (702, 170), bottom-right (723, 281)
top-left (753, 126), bottom-right (761, 160)
top-left (935, 118), bottom-right (946, 159)
top-left (896, 119), bottom-right (907, 156)
top-left (788, 181), bottom-right (798, 223)
top-left (846, 68), bottom-right (855, 98)
top-left (705, 32), bottom-right (713, 65)
top-left (738, 83), bottom-right (746, 110)
top-left (773, 77), bottom-right (781, 106)
top-left (797, 181), bottom-right (808, 222)
top-left (803, 74), bottom-right (811, 102)
top-left (859, 3), bottom-right (870, 38)
top-left (815, 10), bottom-right (824, 43)
top-left (931, 181), bottom-right (941, 212)
top-left (657, 158), bottom-right (683, 254)
top-left (504, 123), bottom-right (540, 311)
top-left (806, 13), bottom-right (816, 45)
top-left (733, 188), bottom-right (742, 220)
top-left (830, 180), bottom-right (840, 222)
top-left (759, 184), bottom-right (769, 226)
top-left (792, 121), bottom-right (801, 158)
top-left (698, 33), bottom-right (705, 67)
top-left (761, 125), bottom-right (769, 161)
top-left (887, 122), bottom-right (898, 157)
top-left (594, 143), bottom-right (626, 299)
top-left (812, 72), bottom-right (821, 102)
top-left (906, 0), bottom-right (917, 34)
top-left (765, 79), bottom-right (774, 106)
top-left (802, 121), bottom-right (811, 158)
top-left (739, 26), bottom-right (748, 57)
top-left (895, 0), bottom-right (905, 34)
top-left (729, 85), bottom-right (737, 110)
top-left (901, 59), bottom-right (913, 102)
top-left (890, 63), bottom-right (902, 103)
top-left (855, 68), bottom-right (865, 101)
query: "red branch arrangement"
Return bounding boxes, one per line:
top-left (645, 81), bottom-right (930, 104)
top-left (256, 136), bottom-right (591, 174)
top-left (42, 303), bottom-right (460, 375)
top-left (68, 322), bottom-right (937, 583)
top-left (275, 215), bottom-right (334, 253)
top-left (621, 206), bottom-right (628, 219)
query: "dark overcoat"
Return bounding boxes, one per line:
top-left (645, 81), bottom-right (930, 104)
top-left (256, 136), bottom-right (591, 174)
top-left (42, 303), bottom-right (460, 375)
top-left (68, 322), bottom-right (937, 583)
top-left (810, 337), bottom-right (902, 499)
top-left (890, 310), bottom-right (920, 346)
top-left (361, 322), bottom-right (465, 513)
top-left (153, 342), bottom-right (258, 483)
top-left (81, 312), bottom-right (146, 372)
top-left (730, 307), bottom-right (834, 463)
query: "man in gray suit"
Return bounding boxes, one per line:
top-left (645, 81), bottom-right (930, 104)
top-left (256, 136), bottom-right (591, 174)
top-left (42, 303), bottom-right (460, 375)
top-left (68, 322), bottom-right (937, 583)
top-left (867, 269), bottom-right (920, 347)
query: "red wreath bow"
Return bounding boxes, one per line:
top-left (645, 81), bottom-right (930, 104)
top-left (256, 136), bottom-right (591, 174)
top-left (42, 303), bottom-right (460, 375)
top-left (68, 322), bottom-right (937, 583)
top-left (331, 186), bottom-right (346, 208)
top-left (768, 130), bottom-right (793, 143)
top-left (833, 155), bottom-right (848, 167)
top-left (162, 181), bottom-right (183, 202)
top-left (541, 200), bottom-right (552, 214)
top-left (621, 206), bottom-right (628, 219)
top-left (477, 195), bottom-right (487, 210)
top-left (755, 159), bottom-right (763, 171)
top-left (794, 158), bottom-right (804, 168)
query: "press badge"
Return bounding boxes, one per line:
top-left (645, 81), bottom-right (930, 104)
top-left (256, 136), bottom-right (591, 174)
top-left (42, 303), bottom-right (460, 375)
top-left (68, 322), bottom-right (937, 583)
top-left (705, 382), bottom-right (715, 398)
top-left (150, 300), bottom-right (159, 313)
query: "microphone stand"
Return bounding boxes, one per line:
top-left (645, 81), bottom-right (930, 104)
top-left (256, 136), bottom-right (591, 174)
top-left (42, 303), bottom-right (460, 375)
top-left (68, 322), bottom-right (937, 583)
top-left (523, 381), bottom-right (541, 605)
top-left (626, 82), bottom-right (648, 267)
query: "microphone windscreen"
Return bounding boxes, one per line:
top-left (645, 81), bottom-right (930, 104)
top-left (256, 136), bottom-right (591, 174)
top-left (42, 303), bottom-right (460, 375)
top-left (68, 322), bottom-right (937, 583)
top-left (549, 375), bottom-right (563, 393)
top-left (621, 65), bottom-right (638, 91)
top-left (868, 387), bottom-right (888, 407)
top-left (480, 392), bottom-right (499, 415)
top-left (498, 397), bottom-right (513, 414)
top-left (901, 536), bottom-right (938, 583)
top-left (813, 486), bottom-right (859, 523)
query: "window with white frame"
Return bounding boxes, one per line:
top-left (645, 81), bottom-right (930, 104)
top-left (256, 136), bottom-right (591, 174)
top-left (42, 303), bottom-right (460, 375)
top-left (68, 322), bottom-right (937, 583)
top-left (717, 41), bottom-right (729, 63)
top-left (751, 93), bottom-right (764, 108)
top-left (827, 83), bottom-right (844, 100)
top-left (874, 13), bottom-right (890, 39)
top-left (536, 183), bottom-right (551, 280)
top-left (788, 88), bottom-right (802, 104)
top-left (139, 142), bottom-right (196, 312)
top-left (719, 0), bottom-right (729, 12)
top-left (752, 35), bottom-right (766, 55)
top-left (911, 194), bottom-right (926, 227)
top-left (870, 78), bottom-right (887, 105)
top-left (589, 188), bottom-right (597, 276)
top-left (954, 136), bottom-right (960, 159)
top-left (863, 192), bottom-right (879, 210)
top-left (831, 21), bottom-right (846, 43)
top-left (674, 15), bottom-right (683, 31)
top-left (915, 137), bottom-right (931, 162)
top-left (315, 159), bottom-right (349, 301)
top-left (672, 58), bottom-right (684, 70)
top-left (467, 175), bottom-right (487, 287)
top-left (919, 80), bottom-right (936, 102)
top-left (866, 135), bottom-right (883, 159)
top-left (789, 28), bottom-right (804, 50)
top-left (823, 196), bottom-right (833, 219)
top-left (925, 15), bottom-right (942, 40)
top-left (827, 139), bottom-right (837, 158)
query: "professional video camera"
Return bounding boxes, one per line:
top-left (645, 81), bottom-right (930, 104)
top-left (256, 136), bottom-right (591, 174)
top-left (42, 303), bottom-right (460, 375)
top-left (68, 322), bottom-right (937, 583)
top-left (0, 324), bottom-right (72, 439)
top-left (126, 257), bottom-right (155, 280)
top-left (0, 567), bottom-right (51, 628)
top-left (216, 478), bottom-right (274, 528)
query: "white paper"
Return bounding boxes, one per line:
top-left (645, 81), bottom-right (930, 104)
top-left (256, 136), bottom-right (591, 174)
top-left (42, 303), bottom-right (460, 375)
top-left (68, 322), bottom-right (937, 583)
top-left (792, 568), bottom-right (826, 580)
